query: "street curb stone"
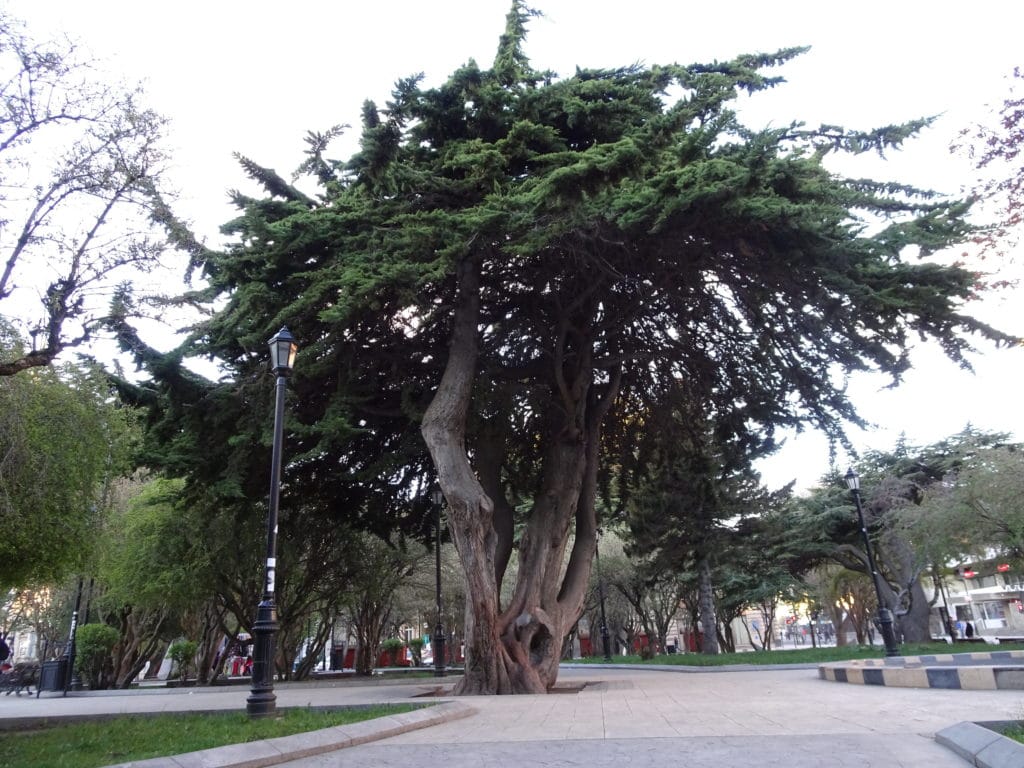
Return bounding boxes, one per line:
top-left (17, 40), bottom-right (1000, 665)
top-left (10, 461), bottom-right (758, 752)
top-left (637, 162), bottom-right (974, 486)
top-left (936, 721), bottom-right (1024, 768)
top-left (101, 701), bottom-right (475, 768)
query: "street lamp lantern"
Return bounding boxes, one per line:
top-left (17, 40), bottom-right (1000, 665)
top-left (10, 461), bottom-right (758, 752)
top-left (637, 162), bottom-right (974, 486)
top-left (844, 468), bottom-right (900, 657)
top-left (247, 327), bottom-right (298, 717)
top-left (430, 487), bottom-right (447, 677)
top-left (843, 468), bottom-right (859, 492)
top-left (268, 327), bottom-right (298, 374)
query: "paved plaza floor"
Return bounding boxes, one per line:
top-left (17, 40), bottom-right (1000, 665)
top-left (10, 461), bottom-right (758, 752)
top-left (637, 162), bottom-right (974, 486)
top-left (2, 665), bottom-right (1021, 766)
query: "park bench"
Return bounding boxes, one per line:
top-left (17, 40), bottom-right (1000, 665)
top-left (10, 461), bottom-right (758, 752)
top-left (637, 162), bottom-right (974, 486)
top-left (0, 663), bottom-right (38, 695)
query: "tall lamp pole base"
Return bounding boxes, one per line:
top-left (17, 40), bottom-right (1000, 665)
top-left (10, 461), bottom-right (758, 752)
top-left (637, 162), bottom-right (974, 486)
top-left (433, 623), bottom-right (447, 678)
top-left (878, 608), bottom-right (901, 658)
top-left (246, 600), bottom-right (278, 717)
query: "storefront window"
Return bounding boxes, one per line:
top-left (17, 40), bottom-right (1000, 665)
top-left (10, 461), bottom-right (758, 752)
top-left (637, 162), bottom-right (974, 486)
top-left (980, 601), bottom-right (1007, 627)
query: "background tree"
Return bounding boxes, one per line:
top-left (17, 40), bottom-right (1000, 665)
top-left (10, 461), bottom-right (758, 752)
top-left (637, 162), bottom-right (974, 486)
top-left (0, 9), bottom-right (182, 375)
top-left (342, 534), bottom-right (421, 675)
top-left (583, 554), bottom-right (637, 658)
top-left (114, 4), bottom-right (1015, 694)
top-left (952, 67), bottom-right (1024, 261)
top-left (792, 429), bottom-right (1009, 642)
top-left (606, 554), bottom-right (686, 656)
top-left (625, 398), bottom-right (781, 655)
top-left (715, 511), bottom-right (808, 652)
top-left (910, 441), bottom-right (1024, 564)
top-left (0, 323), bottom-right (136, 589)
top-left (92, 477), bottom-right (209, 687)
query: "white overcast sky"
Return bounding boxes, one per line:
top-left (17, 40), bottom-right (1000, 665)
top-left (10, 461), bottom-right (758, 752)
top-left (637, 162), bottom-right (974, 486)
top-left (11, 0), bottom-right (1024, 490)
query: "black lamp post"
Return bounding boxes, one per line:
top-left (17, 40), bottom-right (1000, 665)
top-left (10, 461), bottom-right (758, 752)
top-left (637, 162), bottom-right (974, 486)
top-left (430, 488), bottom-right (447, 677)
top-left (63, 577), bottom-right (84, 695)
top-left (247, 327), bottom-right (298, 717)
top-left (595, 530), bottom-right (612, 662)
top-left (844, 469), bottom-right (901, 657)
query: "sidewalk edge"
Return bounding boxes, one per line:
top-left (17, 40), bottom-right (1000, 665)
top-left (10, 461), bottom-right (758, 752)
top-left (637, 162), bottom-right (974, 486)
top-left (103, 701), bottom-right (476, 768)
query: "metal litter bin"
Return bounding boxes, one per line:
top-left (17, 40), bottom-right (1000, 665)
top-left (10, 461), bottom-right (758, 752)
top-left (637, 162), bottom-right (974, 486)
top-left (37, 658), bottom-right (68, 695)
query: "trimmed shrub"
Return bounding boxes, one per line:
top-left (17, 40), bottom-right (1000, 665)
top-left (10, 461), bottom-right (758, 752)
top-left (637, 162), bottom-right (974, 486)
top-left (75, 623), bottom-right (119, 689)
top-left (167, 640), bottom-right (199, 682)
top-left (381, 638), bottom-right (404, 666)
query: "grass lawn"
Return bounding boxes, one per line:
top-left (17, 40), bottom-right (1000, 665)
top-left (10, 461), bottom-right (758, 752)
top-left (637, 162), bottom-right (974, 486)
top-left (568, 641), bottom-right (1024, 666)
top-left (0, 704), bottom-right (420, 768)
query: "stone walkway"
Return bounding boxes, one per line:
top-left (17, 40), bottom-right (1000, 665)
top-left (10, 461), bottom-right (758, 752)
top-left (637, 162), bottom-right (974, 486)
top-left (3, 665), bottom-right (1022, 767)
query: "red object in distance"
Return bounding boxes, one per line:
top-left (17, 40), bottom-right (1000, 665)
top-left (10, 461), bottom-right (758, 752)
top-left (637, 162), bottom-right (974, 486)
top-left (963, 569), bottom-right (976, 578)
top-left (998, 563), bottom-right (1011, 572)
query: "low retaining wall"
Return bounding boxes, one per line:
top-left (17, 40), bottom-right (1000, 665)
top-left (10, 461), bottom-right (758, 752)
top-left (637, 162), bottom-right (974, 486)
top-left (819, 651), bottom-right (1024, 690)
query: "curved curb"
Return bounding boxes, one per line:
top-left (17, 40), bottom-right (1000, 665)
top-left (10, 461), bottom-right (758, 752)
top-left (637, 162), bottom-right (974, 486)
top-left (103, 701), bottom-right (475, 768)
top-left (936, 721), bottom-right (1024, 767)
top-left (819, 651), bottom-right (1024, 690)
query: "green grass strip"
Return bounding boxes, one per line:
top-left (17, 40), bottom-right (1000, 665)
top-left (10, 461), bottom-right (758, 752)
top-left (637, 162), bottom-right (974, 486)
top-left (0, 704), bottom-right (420, 768)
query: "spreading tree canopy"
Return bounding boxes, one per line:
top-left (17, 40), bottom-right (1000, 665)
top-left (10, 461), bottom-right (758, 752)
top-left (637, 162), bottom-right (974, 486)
top-left (117, 3), bottom-right (1015, 694)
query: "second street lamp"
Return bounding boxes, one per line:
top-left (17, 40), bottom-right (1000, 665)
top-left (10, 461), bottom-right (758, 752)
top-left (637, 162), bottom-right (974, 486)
top-left (430, 487), bottom-right (447, 677)
top-left (844, 468), bottom-right (901, 658)
top-left (247, 327), bottom-right (298, 717)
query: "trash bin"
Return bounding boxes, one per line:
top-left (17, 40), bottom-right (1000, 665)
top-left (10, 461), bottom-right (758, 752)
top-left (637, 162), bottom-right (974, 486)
top-left (37, 658), bottom-right (68, 694)
top-left (330, 647), bottom-right (345, 671)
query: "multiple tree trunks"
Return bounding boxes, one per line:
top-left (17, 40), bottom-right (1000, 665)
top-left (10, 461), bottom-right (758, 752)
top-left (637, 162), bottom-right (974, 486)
top-left (422, 258), bottom-right (616, 694)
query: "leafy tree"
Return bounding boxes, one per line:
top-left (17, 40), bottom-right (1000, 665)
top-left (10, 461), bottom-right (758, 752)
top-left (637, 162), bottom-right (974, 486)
top-left (407, 636), bottom-right (425, 667)
top-left (0, 324), bottom-right (136, 589)
top-left (909, 441), bottom-right (1024, 563)
top-left (952, 67), bottom-right (1024, 261)
top-left (342, 534), bottom-right (421, 675)
top-left (2, 579), bottom-right (82, 660)
top-left (604, 552), bottom-right (685, 656)
top-left (93, 477), bottom-right (209, 687)
top-left (625, 397), bottom-right (783, 655)
top-left (116, 4), bottom-right (1014, 693)
top-left (715, 514), bottom-right (807, 652)
top-left (0, 9), bottom-right (182, 375)
top-left (380, 637), bottom-right (405, 666)
top-left (793, 429), bottom-right (1009, 642)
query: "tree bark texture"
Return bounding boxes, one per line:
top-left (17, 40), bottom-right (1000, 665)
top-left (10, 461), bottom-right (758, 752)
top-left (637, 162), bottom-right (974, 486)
top-left (697, 557), bottom-right (720, 655)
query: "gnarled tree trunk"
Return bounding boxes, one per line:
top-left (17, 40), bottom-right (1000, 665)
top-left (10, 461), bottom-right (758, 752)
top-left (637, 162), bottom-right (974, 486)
top-left (421, 257), bottom-right (619, 694)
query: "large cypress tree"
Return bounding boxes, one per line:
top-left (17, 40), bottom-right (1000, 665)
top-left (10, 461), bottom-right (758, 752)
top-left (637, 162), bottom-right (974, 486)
top-left (119, 3), bottom-right (1014, 693)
